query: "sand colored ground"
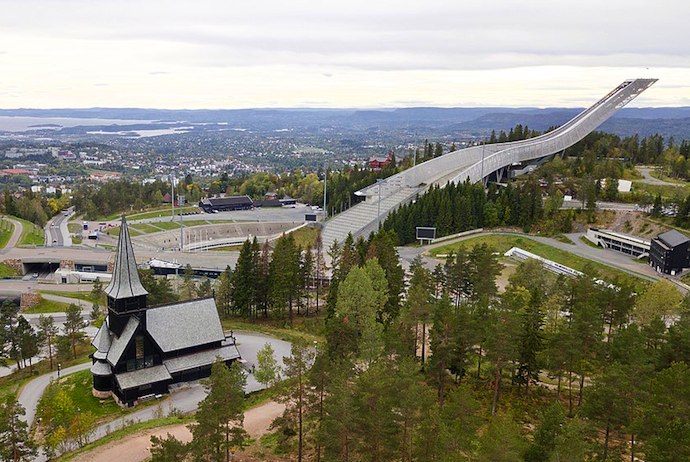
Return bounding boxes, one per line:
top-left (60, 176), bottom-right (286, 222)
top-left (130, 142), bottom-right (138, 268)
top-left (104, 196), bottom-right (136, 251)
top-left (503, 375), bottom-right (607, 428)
top-left (72, 401), bottom-right (286, 462)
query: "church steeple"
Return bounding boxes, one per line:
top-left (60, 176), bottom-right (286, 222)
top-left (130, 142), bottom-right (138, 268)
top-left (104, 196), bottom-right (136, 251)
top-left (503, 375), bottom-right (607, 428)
top-left (105, 216), bottom-right (148, 335)
top-left (106, 216), bottom-right (148, 300)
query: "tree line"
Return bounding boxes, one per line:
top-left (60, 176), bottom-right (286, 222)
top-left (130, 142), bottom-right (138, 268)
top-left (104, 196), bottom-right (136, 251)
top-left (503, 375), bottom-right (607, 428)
top-left (383, 178), bottom-right (561, 245)
top-left (155, 233), bottom-right (690, 462)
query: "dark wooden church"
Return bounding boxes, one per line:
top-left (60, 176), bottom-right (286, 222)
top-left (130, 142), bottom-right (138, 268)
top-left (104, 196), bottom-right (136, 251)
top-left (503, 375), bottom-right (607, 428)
top-left (90, 216), bottom-right (240, 406)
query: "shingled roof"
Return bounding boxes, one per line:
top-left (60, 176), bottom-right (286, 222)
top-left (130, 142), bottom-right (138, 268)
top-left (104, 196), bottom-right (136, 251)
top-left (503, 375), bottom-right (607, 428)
top-left (105, 216), bottom-right (148, 300)
top-left (146, 298), bottom-right (225, 352)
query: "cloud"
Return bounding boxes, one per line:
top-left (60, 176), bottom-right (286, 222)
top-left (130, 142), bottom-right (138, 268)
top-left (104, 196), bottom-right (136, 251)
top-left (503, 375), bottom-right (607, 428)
top-left (0, 0), bottom-right (687, 107)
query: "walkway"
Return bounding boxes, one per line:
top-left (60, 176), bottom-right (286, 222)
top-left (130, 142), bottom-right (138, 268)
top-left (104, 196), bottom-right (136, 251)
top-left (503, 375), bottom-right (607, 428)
top-left (636, 166), bottom-right (685, 186)
top-left (71, 400), bottom-right (286, 462)
top-left (1, 216), bottom-right (23, 252)
top-left (16, 331), bottom-right (292, 461)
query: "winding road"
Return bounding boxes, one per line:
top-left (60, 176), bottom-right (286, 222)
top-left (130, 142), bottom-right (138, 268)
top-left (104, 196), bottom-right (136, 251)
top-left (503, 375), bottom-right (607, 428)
top-left (1, 216), bottom-right (23, 253)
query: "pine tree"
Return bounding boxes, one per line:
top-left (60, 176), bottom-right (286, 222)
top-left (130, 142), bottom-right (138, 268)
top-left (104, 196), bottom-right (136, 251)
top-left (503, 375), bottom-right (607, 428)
top-left (0, 397), bottom-right (37, 461)
top-left (63, 304), bottom-right (86, 360)
top-left (255, 343), bottom-right (280, 389)
top-left (231, 240), bottom-right (256, 318)
top-left (190, 361), bottom-right (248, 462)
top-left (38, 315), bottom-right (58, 370)
top-left (214, 266), bottom-right (233, 318)
top-left (280, 340), bottom-right (316, 462)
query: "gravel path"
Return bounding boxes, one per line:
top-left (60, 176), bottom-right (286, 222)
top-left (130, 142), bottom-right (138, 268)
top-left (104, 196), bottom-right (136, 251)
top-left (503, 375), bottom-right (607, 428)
top-left (70, 400), bottom-right (286, 462)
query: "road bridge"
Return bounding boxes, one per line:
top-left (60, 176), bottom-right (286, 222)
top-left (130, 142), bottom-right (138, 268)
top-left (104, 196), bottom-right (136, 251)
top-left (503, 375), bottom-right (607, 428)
top-left (321, 79), bottom-right (657, 245)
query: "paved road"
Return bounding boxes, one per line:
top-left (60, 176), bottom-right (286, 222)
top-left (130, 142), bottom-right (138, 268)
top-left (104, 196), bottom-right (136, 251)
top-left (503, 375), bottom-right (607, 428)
top-left (636, 166), bottom-right (684, 186)
top-left (1, 216), bottom-right (23, 253)
top-left (16, 331), bottom-right (292, 461)
top-left (561, 200), bottom-right (640, 212)
top-left (45, 207), bottom-right (73, 247)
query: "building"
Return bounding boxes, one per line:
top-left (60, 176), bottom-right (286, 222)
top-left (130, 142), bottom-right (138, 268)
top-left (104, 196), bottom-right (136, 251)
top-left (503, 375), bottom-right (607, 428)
top-left (199, 195), bottom-right (253, 213)
top-left (368, 150), bottom-right (395, 171)
top-left (90, 217), bottom-right (240, 406)
top-left (649, 229), bottom-right (690, 275)
top-left (586, 228), bottom-right (650, 258)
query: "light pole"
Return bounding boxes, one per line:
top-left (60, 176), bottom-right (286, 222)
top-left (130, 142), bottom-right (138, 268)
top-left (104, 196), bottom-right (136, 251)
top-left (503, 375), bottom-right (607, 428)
top-left (480, 140), bottom-right (486, 183)
top-left (322, 164), bottom-right (328, 218)
top-left (57, 363), bottom-right (62, 380)
top-left (170, 175), bottom-right (175, 221)
top-left (376, 179), bottom-right (383, 229)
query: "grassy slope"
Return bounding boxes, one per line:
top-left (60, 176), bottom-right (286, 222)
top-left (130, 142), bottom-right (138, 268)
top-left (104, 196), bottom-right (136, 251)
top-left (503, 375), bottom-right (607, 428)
top-left (0, 219), bottom-right (15, 249)
top-left (23, 297), bottom-right (71, 314)
top-left (0, 263), bottom-right (20, 278)
top-left (12, 216), bottom-right (45, 246)
top-left (431, 234), bottom-right (649, 290)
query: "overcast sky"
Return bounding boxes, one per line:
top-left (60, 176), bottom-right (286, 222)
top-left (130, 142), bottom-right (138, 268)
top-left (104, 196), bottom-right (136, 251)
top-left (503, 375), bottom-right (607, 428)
top-left (1, 0), bottom-right (688, 109)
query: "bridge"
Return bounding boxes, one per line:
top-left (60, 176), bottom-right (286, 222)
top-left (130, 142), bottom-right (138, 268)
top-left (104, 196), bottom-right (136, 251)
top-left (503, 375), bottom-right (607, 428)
top-left (321, 79), bottom-right (657, 246)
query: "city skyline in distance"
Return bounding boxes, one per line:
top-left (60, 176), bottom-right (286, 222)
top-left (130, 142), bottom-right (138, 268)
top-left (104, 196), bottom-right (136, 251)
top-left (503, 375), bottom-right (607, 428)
top-left (1, 0), bottom-right (688, 109)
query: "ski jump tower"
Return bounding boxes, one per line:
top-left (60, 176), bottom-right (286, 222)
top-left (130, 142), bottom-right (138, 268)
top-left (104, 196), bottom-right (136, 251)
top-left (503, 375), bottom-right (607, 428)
top-left (321, 79), bottom-right (657, 245)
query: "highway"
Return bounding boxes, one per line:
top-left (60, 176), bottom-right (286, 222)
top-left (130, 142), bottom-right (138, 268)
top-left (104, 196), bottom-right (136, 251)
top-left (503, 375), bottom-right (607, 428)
top-left (45, 207), bottom-right (73, 247)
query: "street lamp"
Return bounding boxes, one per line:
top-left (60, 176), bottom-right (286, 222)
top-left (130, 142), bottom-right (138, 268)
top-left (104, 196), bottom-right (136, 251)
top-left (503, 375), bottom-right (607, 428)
top-left (376, 179), bottom-right (384, 229)
top-left (57, 363), bottom-right (62, 379)
top-left (480, 140), bottom-right (486, 183)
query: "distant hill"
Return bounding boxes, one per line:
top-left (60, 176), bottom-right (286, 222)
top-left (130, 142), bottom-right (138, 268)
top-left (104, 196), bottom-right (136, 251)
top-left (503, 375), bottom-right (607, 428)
top-left (1, 107), bottom-right (689, 139)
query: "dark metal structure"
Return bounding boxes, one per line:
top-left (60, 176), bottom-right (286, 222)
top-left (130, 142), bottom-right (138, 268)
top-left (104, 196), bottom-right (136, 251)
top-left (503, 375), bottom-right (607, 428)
top-left (650, 229), bottom-right (690, 275)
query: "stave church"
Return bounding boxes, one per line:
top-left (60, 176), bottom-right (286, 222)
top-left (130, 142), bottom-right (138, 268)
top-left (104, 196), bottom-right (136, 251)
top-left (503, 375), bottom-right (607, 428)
top-left (90, 216), bottom-right (240, 406)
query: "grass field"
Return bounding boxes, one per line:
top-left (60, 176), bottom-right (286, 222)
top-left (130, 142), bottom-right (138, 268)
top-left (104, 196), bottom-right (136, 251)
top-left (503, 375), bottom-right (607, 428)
top-left (41, 290), bottom-right (106, 305)
top-left (12, 216), bottom-right (45, 246)
top-left (0, 219), bottom-right (15, 249)
top-left (23, 297), bottom-right (71, 314)
top-left (0, 263), bottom-right (19, 278)
top-left (54, 370), bottom-right (124, 420)
top-left (103, 205), bottom-right (200, 221)
top-left (430, 234), bottom-right (650, 290)
top-left (288, 226), bottom-right (319, 249)
top-left (131, 223), bottom-right (165, 234)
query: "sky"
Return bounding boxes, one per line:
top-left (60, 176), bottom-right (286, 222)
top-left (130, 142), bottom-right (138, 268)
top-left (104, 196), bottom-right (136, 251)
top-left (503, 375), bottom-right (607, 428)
top-left (1, 0), bottom-right (688, 109)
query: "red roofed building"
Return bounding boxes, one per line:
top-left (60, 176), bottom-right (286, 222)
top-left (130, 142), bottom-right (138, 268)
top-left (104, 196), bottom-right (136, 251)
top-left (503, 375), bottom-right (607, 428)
top-left (368, 150), bottom-right (395, 171)
top-left (0, 168), bottom-right (33, 176)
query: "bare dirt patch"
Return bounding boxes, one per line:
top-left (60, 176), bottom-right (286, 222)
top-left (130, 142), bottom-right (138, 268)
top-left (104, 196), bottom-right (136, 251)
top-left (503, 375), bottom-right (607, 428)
top-left (72, 401), bottom-right (286, 462)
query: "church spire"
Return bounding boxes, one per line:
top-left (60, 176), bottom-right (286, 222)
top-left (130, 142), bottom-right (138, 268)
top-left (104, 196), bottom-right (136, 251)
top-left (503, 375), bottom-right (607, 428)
top-left (105, 215), bottom-right (148, 300)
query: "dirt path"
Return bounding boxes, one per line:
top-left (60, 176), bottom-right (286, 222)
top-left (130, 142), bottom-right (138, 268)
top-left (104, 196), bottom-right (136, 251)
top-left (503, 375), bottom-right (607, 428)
top-left (72, 401), bottom-right (286, 462)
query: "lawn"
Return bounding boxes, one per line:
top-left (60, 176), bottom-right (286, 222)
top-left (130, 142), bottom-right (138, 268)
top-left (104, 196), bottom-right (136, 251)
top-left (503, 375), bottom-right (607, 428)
top-left (0, 263), bottom-right (19, 278)
top-left (41, 290), bottom-right (105, 305)
top-left (150, 221), bottom-right (182, 231)
top-left (0, 219), bottom-right (15, 249)
top-left (54, 370), bottom-right (124, 420)
top-left (221, 317), bottom-right (324, 345)
top-left (67, 223), bottom-right (82, 234)
top-left (23, 297), bottom-right (72, 314)
top-left (288, 226), bottom-right (320, 249)
top-left (430, 234), bottom-right (650, 290)
top-left (102, 205), bottom-right (200, 221)
top-left (131, 223), bottom-right (166, 233)
top-left (13, 216), bottom-right (45, 246)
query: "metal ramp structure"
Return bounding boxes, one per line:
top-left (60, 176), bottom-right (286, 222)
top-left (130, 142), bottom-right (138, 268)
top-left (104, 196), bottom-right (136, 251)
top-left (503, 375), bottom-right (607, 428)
top-left (321, 79), bottom-right (657, 246)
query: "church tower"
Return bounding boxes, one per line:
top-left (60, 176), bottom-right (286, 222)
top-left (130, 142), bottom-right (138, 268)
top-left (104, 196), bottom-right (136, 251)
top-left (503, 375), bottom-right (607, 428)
top-left (104, 216), bottom-right (148, 336)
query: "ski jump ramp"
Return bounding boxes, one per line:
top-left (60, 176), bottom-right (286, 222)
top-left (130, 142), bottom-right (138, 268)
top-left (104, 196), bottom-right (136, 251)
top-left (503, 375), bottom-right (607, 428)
top-left (321, 79), bottom-right (657, 246)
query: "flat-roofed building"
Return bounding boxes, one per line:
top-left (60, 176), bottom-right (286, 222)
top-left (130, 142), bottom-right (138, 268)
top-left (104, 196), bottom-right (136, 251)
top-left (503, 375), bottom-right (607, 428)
top-left (199, 195), bottom-right (253, 213)
top-left (586, 228), bottom-right (650, 258)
